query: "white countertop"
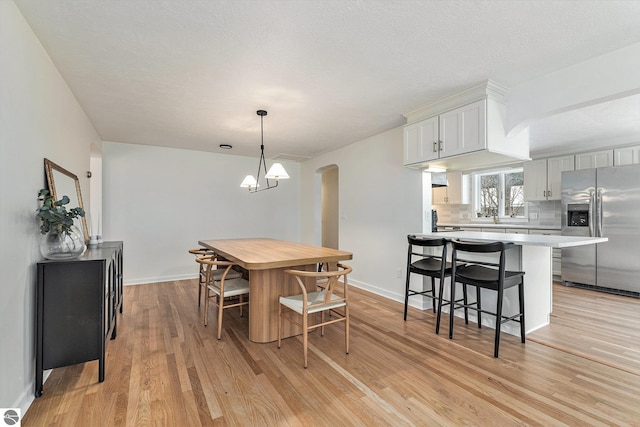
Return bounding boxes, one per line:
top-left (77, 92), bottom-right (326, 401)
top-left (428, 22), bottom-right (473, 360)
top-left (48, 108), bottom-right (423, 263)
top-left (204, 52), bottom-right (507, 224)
top-left (437, 223), bottom-right (561, 231)
top-left (417, 231), bottom-right (607, 248)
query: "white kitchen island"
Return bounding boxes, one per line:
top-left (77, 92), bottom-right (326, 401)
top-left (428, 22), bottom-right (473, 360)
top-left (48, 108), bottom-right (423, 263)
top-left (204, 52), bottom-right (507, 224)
top-left (416, 231), bottom-right (608, 336)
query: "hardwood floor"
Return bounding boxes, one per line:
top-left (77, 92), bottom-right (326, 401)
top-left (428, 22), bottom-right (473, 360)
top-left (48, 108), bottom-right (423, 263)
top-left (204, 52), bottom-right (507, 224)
top-left (24, 279), bottom-right (640, 426)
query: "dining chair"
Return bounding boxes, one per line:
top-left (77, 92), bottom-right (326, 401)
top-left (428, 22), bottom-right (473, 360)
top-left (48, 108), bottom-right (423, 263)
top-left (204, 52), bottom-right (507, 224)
top-left (443, 239), bottom-right (525, 357)
top-left (189, 248), bottom-right (240, 307)
top-left (404, 235), bottom-right (466, 334)
top-left (278, 263), bottom-right (352, 368)
top-left (196, 255), bottom-right (250, 340)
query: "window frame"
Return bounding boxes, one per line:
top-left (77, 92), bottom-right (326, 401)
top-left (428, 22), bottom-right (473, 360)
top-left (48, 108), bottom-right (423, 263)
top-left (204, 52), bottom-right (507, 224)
top-left (472, 167), bottom-right (527, 220)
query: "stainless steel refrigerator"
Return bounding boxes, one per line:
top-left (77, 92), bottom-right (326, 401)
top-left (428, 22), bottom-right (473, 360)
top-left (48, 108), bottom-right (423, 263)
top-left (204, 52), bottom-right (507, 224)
top-left (561, 163), bottom-right (640, 296)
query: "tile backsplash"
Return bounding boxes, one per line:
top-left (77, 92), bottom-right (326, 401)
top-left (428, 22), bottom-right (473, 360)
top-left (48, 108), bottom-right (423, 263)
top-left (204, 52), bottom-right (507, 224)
top-left (434, 200), bottom-right (561, 228)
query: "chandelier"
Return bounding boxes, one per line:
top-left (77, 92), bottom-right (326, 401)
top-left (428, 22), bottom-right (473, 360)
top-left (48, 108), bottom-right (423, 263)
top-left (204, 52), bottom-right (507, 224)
top-left (240, 110), bottom-right (289, 192)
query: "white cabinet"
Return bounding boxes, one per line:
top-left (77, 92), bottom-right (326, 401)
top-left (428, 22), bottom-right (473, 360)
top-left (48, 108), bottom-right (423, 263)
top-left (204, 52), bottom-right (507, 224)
top-left (614, 145), bottom-right (640, 165)
top-left (524, 155), bottom-right (574, 201)
top-left (575, 150), bottom-right (614, 170)
top-left (404, 100), bottom-right (486, 166)
top-left (432, 172), bottom-right (470, 204)
top-left (439, 100), bottom-right (486, 158)
top-left (403, 116), bottom-right (439, 165)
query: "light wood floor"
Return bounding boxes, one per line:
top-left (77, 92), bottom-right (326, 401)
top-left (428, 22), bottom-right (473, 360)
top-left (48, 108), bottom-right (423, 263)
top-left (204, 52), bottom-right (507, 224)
top-left (24, 279), bottom-right (640, 426)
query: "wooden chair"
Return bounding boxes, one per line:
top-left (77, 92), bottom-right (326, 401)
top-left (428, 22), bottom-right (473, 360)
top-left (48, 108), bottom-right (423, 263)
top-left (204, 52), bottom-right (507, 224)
top-left (444, 240), bottom-right (525, 357)
top-left (189, 248), bottom-right (240, 307)
top-left (196, 255), bottom-right (250, 340)
top-left (278, 263), bottom-right (352, 368)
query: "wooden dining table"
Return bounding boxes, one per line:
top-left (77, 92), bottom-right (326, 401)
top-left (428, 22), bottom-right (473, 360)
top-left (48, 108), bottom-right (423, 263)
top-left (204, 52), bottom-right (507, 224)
top-left (198, 238), bottom-right (353, 343)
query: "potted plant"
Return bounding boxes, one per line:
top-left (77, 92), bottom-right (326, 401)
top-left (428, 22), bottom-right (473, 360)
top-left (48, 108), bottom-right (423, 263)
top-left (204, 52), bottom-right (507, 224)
top-left (37, 189), bottom-right (87, 259)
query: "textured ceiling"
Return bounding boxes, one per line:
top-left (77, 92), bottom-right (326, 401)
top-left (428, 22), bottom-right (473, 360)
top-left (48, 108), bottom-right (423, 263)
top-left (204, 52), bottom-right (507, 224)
top-left (14, 0), bottom-right (640, 160)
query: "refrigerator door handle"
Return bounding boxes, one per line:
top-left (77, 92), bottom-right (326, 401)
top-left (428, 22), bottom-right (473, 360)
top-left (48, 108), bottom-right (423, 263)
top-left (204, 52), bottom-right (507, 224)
top-left (597, 189), bottom-right (604, 237)
top-left (589, 190), bottom-right (595, 237)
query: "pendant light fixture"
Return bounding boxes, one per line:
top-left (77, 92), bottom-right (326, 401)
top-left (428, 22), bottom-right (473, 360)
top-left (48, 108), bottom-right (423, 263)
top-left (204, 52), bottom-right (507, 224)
top-left (240, 110), bottom-right (289, 192)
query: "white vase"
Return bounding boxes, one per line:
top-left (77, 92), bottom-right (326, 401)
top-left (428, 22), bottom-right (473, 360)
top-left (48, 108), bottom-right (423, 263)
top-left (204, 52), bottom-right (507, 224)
top-left (39, 225), bottom-right (87, 260)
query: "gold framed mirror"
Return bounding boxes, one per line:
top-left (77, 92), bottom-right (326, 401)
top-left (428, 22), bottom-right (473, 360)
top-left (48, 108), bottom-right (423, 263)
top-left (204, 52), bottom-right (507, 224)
top-left (44, 158), bottom-right (90, 243)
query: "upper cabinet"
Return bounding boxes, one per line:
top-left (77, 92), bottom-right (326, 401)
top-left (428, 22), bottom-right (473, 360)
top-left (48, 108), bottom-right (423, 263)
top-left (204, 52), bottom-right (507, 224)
top-left (403, 81), bottom-right (530, 170)
top-left (404, 101), bottom-right (485, 165)
top-left (575, 149), bottom-right (614, 170)
top-left (614, 145), bottom-right (640, 165)
top-left (403, 116), bottom-right (439, 165)
top-left (432, 171), bottom-right (470, 205)
top-left (524, 155), bottom-right (574, 201)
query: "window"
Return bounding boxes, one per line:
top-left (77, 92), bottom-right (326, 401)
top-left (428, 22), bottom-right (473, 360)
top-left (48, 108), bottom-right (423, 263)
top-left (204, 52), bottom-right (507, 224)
top-left (474, 168), bottom-right (525, 219)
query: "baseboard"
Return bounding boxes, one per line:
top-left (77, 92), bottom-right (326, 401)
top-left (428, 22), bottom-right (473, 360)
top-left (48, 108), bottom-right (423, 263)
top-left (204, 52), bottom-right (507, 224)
top-left (124, 273), bottom-right (196, 286)
top-left (16, 370), bottom-right (51, 419)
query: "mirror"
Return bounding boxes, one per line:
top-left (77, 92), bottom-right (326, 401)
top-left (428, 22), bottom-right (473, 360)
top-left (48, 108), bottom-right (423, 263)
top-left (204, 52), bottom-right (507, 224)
top-left (44, 158), bottom-right (90, 243)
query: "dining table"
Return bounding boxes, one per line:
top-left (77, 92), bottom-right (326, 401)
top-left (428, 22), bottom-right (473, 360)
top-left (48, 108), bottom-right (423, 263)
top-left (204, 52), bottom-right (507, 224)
top-left (198, 238), bottom-right (353, 343)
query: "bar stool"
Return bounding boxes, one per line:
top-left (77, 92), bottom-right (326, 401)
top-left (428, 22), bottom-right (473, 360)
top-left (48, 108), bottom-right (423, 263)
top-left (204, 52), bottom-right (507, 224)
top-left (444, 239), bottom-right (525, 358)
top-left (404, 235), bottom-right (466, 333)
top-left (189, 248), bottom-right (240, 307)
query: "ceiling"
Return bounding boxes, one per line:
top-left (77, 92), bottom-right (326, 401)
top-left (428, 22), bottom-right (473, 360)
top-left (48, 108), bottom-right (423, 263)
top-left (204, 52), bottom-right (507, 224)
top-left (14, 0), bottom-right (640, 160)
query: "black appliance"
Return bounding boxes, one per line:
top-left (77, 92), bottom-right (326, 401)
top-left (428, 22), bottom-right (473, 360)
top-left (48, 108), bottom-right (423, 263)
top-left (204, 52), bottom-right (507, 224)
top-left (432, 209), bottom-right (438, 232)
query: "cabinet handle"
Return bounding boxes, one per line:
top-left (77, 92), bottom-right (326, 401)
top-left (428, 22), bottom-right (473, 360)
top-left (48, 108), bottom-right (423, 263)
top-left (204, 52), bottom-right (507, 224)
top-left (548, 190), bottom-right (552, 197)
top-left (438, 140), bottom-right (443, 152)
top-left (543, 190), bottom-right (546, 197)
top-left (433, 141), bottom-right (438, 152)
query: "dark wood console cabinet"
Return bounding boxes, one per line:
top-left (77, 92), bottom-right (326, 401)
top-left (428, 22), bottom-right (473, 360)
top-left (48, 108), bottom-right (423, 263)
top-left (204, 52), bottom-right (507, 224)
top-left (35, 241), bottom-right (123, 397)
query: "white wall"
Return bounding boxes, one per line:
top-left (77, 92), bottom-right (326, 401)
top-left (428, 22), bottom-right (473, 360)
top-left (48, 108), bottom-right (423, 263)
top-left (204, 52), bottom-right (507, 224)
top-left (300, 127), bottom-right (424, 301)
top-left (0, 0), bottom-right (101, 412)
top-left (101, 141), bottom-right (300, 284)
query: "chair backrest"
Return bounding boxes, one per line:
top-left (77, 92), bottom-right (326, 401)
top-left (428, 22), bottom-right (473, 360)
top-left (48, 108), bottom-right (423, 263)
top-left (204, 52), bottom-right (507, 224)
top-left (451, 240), bottom-right (514, 275)
top-left (195, 255), bottom-right (235, 290)
top-left (407, 235), bottom-right (448, 248)
top-left (407, 235), bottom-right (449, 267)
top-left (285, 263), bottom-right (352, 305)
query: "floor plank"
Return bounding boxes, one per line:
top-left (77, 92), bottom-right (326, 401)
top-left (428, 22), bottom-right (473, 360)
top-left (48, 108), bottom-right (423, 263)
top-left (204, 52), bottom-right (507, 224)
top-left (23, 280), bottom-right (640, 426)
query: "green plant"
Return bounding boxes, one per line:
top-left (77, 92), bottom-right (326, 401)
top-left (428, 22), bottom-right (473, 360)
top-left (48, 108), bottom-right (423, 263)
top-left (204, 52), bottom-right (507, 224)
top-left (36, 189), bottom-right (85, 236)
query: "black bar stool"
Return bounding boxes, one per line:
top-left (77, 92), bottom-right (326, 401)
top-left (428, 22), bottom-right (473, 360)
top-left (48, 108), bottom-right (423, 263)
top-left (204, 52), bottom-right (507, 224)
top-left (442, 239), bottom-right (525, 357)
top-left (404, 235), bottom-right (466, 333)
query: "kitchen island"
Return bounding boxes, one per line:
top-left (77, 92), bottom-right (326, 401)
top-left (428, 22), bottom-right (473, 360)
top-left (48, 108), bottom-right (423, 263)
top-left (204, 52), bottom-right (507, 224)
top-left (416, 231), bottom-right (607, 335)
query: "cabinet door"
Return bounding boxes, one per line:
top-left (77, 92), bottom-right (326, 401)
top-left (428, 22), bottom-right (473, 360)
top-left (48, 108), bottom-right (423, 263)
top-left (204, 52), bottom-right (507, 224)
top-left (439, 100), bottom-right (486, 158)
top-left (614, 145), bottom-right (640, 165)
top-left (432, 186), bottom-right (447, 204)
top-left (546, 155), bottom-right (574, 200)
top-left (403, 117), bottom-right (439, 165)
top-left (575, 150), bottom-right (614, 170)
top-left (523, 159), bottom-right (548, 201)
top-left (445, 171), bottom-right (470, 204)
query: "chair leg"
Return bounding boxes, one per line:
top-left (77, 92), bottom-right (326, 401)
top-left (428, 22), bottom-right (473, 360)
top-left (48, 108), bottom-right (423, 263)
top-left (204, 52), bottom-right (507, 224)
top-left (519, 279), bottom-right (526, 343)
top-left (239, 294), bottom-right (244, 317)
top-left (320, 311), bottom-right (325, 336)
top-left (476, 287), bottom-right (482, 329)
top-left (203, 286), bottom-right (210, 326)
top-left (345, 305), bottom-right (350, 355)
top-left (462, 284), bottom-right (469, 324)
top-left (303, 311), bottom-right (309, 368)
top-left (277, 301), bottom-right (282, 349)
top-left (403, 270), bottom-right (411, 321)
top-left (217, 292), bottom-right (224, 340)
top-left (429, 277), bottom-right (435, 312)
top-left (198, 276), bottom-right (203, 307)
top-left (435, 275), bottom-right (446, 334)
top-left (494, 288), bottom-right (504, 358)
top-left (449, 279), bottom-right (456, 339)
